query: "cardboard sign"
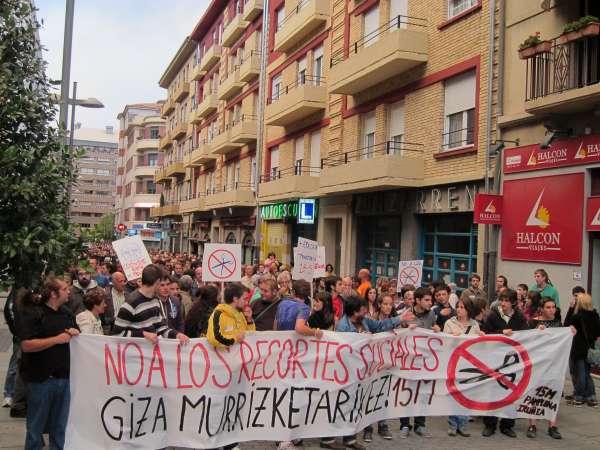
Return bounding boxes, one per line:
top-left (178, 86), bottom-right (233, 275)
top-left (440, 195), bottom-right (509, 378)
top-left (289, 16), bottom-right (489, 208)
top-left (65, 329), bottom-right (573, 449)
top-left (501, 173), bottom-right (584, 264)
top-left (202, 244), bottom-right (242, 282)
top-left (292, 237), bottom-right (318, 281)
top-left (314, 246), bottom-right (326, 278)
top-left (111, 235), bottom-right (152, 280)
top-left (474, 193), bottom-right (503, 224)
top-left (397, 260), bottom-right (424, 288)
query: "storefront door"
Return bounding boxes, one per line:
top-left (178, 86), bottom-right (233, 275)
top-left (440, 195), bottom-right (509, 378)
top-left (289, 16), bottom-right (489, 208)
top-left (420, 214), bottom-right (478, 291)
top-left (358, 216), bottom-right (401, 285)
top-left (590, 233), bottom-right (600, 310)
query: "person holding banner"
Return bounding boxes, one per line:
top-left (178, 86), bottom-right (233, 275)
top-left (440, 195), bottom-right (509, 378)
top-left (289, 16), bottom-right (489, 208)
top-left (207, 283), bottom-right (255, 348)
top-left (112, 264), bottom-right (189, 345)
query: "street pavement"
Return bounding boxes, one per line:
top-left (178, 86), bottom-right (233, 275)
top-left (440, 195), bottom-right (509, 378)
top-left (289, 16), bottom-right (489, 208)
top-left (0, 295), bottom-right (598, 450)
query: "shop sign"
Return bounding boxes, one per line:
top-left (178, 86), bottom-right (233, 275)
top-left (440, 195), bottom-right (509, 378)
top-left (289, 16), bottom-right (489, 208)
top-left (416, 183), bottom-right (479, 214)
top-left (167, 231), bottom-right (179, 238)
top-left (298, 198), bottom-right (316, 224)
top-left (503, 134), bottom-right (600, 174)
top-left (146, 223), bottom-right (162, 230)
top-left (261, 201), bottom-right (299, 221)
top-left (586, 197), bottom-right (600, 231)
top-left (501, 173), bottom-right (584, 264)
top-left (132, 223), bottom-right (144, 230)
top-left (473, 194), bottom-right (503, 224)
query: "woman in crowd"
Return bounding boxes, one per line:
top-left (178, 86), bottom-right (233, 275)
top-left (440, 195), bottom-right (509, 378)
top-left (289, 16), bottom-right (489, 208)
top-left (241, 265), bottom-right (256, 290)
top-left (184, 285), bottom-right (219, 338)
top-left (444, 298), bottom-right (482, 437)
top-left (523, 291), bottom-right (542, 321)
top-left (374, 294), bottom-right (397, 321)
top-left (376, 277), bottom-right (391, 297)
top-left (308, 291), bottom-right (336, 331)
top-left (565, 293), bottom-right (600, 407)
top-left (397, 288), bottom-right (415, 315)
top-left (516, 284), bottom-right (529, 311)
top-left (325, 264), bottom-right (335, 277)
top-left (495, 275), bottom-right (508, 301)
top-left (76, 289), bottom-right (106, 335)
top-left (277, 271), bottom-right (292, 299)
top-left (365, 287), bottom-right (378, 319)
top-left (527, 297), bottom-right (564, 439)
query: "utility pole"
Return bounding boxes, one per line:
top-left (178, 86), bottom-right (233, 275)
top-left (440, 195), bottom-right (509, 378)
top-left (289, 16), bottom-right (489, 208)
top-left (253, 0), bottom-right (270, 265)
top-left (58, 0), bottom-right (75, 129)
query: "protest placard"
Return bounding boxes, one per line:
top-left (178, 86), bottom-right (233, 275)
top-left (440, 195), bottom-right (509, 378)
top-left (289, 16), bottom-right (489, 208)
top-left (111, 235), bottom-right (152, 280)
top-left (397, 260), bottom-right (424, 289)
top-left (292, 237), bottom-right (318, 281)
top-left (202, 243), bottom-right (242, 282)
top-left (65, 329), bottom-right (572, 449)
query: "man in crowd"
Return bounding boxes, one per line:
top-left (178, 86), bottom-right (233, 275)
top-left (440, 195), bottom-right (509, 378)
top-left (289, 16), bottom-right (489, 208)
top-left (103, 271), bottom-right (128, 334)
top-left (464, 273), bottom-right (486, 299)
top-left (356, 269), bottom-right (372, 298)
top-left (94, 262), bottom-right (110, 288)
top-left (482, 288), bottom-right (528, 438)
top-left (112, 264), bottom-right (189, 344)
top-left (172, 261), bottom-right (185, 280)
top-left (399, 287), bottom-right (440, 439)
top-left (341, 276), bottom-right (354, 299)
top-left (65, 261), bottom-right (102, 315)
top-left (156, 274), bottom-right (184, 333)
top-left (191, 266), bottom-right (203, 298)
top-left (251, 277), bottom-right (281, 331)
top-left (432, 284), bottom-right (455, 329)
top-left (277, 271), bottom-right (292, 299)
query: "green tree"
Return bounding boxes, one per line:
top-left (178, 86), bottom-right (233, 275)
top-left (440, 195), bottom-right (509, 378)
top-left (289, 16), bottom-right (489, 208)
top-left (0, 0), bottom-right (81, 289)
top-left (80, 213), bottom-right (116, 243)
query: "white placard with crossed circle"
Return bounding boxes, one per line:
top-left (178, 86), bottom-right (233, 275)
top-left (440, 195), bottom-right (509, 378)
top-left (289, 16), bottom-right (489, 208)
top-left (397, 259), bottom-right (424, 288)
top-left (202, 243), bottom-right (242, 282)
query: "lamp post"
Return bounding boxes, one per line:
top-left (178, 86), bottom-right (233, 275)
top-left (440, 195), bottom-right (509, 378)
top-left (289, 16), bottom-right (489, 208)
top-left (58, 0), bottom-right (75, 129)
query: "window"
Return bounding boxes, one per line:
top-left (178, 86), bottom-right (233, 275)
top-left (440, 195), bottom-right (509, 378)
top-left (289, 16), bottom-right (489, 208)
top-left (295, 137), bottom-right (304, 175)
top-left (272, 73), bottom-right (282, 101)
top-left (361, 111), bottom-right (376, 160)
top-left (226, 163), bottom-right (235, 190)
top-left (234, 161), bottom-right (240, 188)
top-left (388, 101), bottom-right (405, 155)
top-left (148, 153), bottom-right (159, 166)
top-left (97, 169), bottom-right (111, 176)
top-left (310, 131), bottom-right (321, 176)
top-left (97, 158), bottom-right (111, 164)
top-left (276, 7), bottom-right (285, 31)
top-left (363, 6), bottom-right (380, 47)
top-left (312, 45), bottom-right (323, 85)
top-left (150, 127), bottom-right (159, 139)
top-left (443, 70), bottom-right (476, 150)
top-left (79, 157), bottom-right (95, 163)
top-left (250, 155), bottom-right (257, 189)
top-left (448, 0), bottom-right (478, 19)
top-left (80, 167), bottom-right (95, 175)
top-left (270, 146), bottom-right (279, 180)
top-left (297, 56), bottom-right (307, 85)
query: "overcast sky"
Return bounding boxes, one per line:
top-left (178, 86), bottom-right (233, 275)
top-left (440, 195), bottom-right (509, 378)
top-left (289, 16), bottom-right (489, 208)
top-left (36, 0), bottom-right (206, 130)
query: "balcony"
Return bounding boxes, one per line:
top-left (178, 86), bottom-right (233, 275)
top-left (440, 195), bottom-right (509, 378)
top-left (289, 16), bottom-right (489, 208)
top-left (134, 166), bottom-right (156, 178)
top-left (259, 166), bottom-right (320, 202)
top-left (164, 160), bottom-right (185, 178)
top-left (524, 35), bottom-right (600, 115)
top-left (173, 81), bottom-right (190, 103)
top-left (239, 51), bottom-right (261, 82)
top-left (131, 138), bottom-right (159, 153)
top-left (243, 0), bottom-right (263, 21)
top-left (222, 12), bottom-right (249, 47)
top-left (170, 122), bottom-right (188, 141)
top-left (162, 203), bottom-right (181, 216)
top-left (204, 186), bottom-right (255, 209)
top-left (154, 167), bottom-right (167, 183)
top-left (161, 98), bottom-right (174, 117)
top-left (191, 63), bottom-right (206, 81)
top-left (150, 206), bottom-right (163, 218)
top-left (132, 193), bottom-right (160, 207)
top-left (329, 16), bottom-right (428, 95)
top-left (159, 134), bottom-right (172, 150)
top-left (212, 129), bottom-right (243, 155)
top-left (188, 142), bottom-right (217, 166)
top-left (319, 141), bottom-right (424, 195)
top-left (265, 76), bottom-right (327, 126)
top-left (274, 0), bottom-right (329, 53)
top-left (218, 68), bottom-right (244, 100)
top-left (195, 92), bottom-right (219, 119)
top-left (180, 195), bottom-right (206, 214)
top-left (230, 115), bottom-right (258, 143)
top-left (199, 45), bottom-right (221, 72)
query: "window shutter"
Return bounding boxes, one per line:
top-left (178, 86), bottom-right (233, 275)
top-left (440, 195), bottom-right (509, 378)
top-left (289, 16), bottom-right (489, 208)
top-left (444, 70), bottom-right (476, 116)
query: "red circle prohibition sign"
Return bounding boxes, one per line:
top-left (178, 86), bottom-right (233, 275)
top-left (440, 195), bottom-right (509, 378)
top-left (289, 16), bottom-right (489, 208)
top-left (446, 335), bottom-right (532, 411)
top-left (399, 266), bottom-right (420, 285)
top-left (207, 249), bottom-right (237, 280)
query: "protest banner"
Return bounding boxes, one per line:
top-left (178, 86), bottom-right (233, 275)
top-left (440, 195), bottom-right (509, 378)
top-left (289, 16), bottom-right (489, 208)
top-left (202, 243), bottom-right (242, 282)
top-left (397, 260), bottom-right (424, 289)
top-left (65, 328), bottom-right (572, 449)
top-left (111, 235), bottom-right (152, 280)
top-left (292, 237), bottom-right (318, 282)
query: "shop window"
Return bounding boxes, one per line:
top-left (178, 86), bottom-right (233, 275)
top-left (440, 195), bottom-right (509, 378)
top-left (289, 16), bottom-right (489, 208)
top-left (420, 213), bottom-right (477, 290)
top-left (225, 232), bottom-right (237, 244)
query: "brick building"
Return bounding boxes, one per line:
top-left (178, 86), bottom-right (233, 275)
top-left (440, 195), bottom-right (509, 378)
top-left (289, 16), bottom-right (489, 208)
top-left (115, 103), bottom-right (165, 248)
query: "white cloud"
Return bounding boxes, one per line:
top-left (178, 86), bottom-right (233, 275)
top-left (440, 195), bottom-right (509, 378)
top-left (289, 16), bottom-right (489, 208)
top-left (36, 0), bottom-right (206, 129)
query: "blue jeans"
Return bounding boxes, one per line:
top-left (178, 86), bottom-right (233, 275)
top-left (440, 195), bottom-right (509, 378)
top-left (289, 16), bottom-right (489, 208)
top-left (448, 415), bottom-right (469, 430)
top-left (25, 378), bottom-right (70, 450)
top-left (3, 341), bottom-right (19, 398)
top-left (570, 357), bottom-right (597, 401)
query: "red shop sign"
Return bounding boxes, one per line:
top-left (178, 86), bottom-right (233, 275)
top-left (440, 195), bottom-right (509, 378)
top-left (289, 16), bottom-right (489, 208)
top-left (587, 197), bottom-right (600, 231)
top-left (501, 173), bottom-right (584, 264)
top-left (474, 194), bottom-right (503, 224)
top-left (503, 134), bottom-right (600, 174)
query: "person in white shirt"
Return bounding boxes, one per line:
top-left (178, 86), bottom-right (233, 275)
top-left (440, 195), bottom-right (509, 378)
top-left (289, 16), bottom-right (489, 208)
top-left (76, 289), bottom-right (107, 335)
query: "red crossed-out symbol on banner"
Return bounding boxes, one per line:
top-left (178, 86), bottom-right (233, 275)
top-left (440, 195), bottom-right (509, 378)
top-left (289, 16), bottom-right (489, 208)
top-left (399, 266), bottom-right (420, 285)
top-left (446, 335), bottom-right (532, 411)
top-left (207, 249), bottom-right (237, 280)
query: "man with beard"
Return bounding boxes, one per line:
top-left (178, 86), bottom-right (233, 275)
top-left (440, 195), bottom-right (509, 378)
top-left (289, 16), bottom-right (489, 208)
top-left (65, 261), bottom-right (103, 315)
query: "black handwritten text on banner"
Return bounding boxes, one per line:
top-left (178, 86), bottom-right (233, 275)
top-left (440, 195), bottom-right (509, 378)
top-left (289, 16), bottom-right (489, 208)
top-left (65, 329), bottom-right (572, 449)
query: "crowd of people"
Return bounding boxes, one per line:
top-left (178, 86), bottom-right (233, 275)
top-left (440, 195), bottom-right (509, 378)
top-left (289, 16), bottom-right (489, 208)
top-left (2, 244), bottom-right (600, 450)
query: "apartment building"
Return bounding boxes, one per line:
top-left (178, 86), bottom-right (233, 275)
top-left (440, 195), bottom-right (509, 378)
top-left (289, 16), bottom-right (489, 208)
top-left (494, 0), bottom-right (600, 308)
top-left (152, 0), bottom-right (262, 261)
top-left (258, 0), bottom-right (497, 287)
top-left (71, 126), bottom-right (118, 229)
top-left (115, 103), bottom-right (165, 248)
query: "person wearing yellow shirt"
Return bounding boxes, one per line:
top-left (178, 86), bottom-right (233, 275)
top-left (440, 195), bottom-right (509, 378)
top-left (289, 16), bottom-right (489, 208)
top-left (207, 283), bottom-right (255, 349)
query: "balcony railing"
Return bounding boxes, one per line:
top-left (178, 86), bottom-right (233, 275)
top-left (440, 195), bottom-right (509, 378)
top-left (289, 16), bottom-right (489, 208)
top-left (525, 34), bottom-right (600, 102)
top-left (274, 0), bottom-right (329, 53)
top-left (322, 140), bottom-right (424, 167)
top-left (261, 164), bottom-right (322, 182)
top-left (279, 0), bottom-right (311, 30)
top-left (239, 50), bottom-right (261, 82)
top-left (268, 75), bottom-right (325, 103)
top-left (330, 15), bottom-right (427, 67)
top-left (441, 127), bottom-right (475, 151)
top-left (205, 181), bottom-right (255, 196)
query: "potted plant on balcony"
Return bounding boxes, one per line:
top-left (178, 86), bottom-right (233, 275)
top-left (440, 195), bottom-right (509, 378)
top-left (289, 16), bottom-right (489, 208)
top-left (558, 15), bottom-right (600, 44)
top-left (518, 32), bottom-right (552, 59)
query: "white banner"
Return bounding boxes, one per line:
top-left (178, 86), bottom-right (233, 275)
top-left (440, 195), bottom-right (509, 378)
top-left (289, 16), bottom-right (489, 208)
top-left (111, 235), bottom-right (152, 281)
top-left (66, 329), bottom-right (572, 449)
